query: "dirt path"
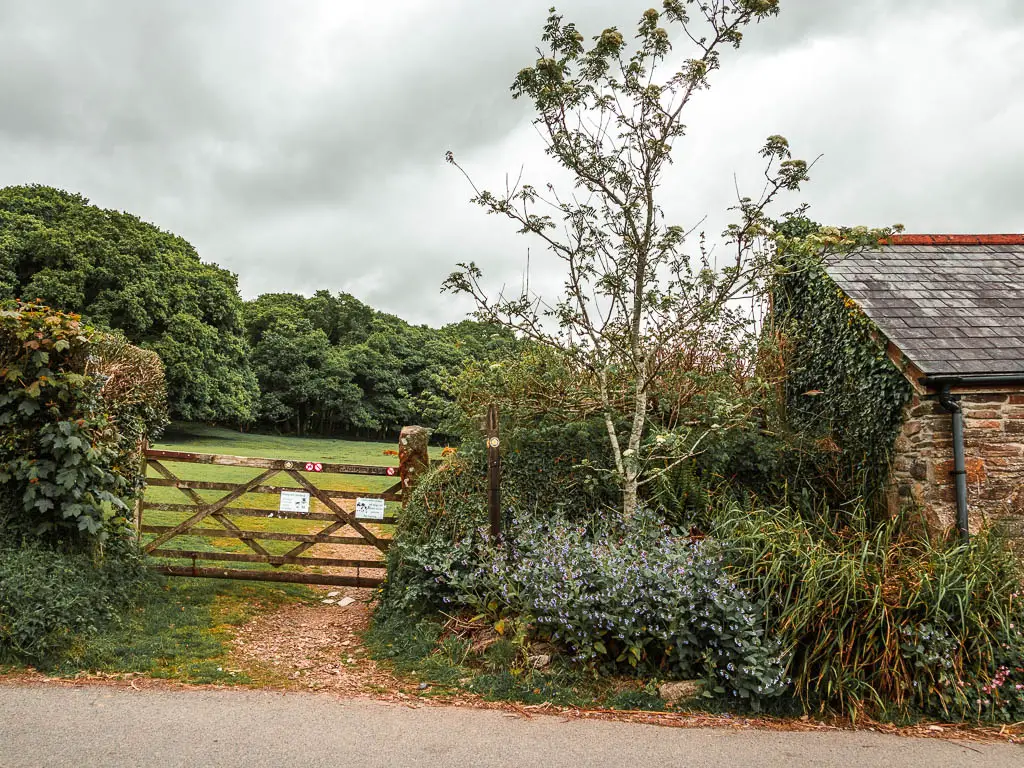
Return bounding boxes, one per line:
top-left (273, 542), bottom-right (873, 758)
top-left (229, 586), bottom-right (402, 695)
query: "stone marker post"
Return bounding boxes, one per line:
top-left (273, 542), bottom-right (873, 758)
top-left (398, 426), bottom-right (430, 506)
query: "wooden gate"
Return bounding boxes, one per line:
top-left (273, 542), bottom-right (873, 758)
top-left (137, 448), bottom-right (403, 587)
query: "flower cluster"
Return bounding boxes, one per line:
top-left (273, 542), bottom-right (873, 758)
top-left (901, 617), bottom-right (1024, 722)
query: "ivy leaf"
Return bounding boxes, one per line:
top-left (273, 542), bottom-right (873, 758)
top-left (17, 399), bottom-right (40, 415)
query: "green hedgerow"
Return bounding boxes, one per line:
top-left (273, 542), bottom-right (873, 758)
top-left (0, 301), bottom-right (167, 544)
top-left (0, 533), bottom-right (148, 665)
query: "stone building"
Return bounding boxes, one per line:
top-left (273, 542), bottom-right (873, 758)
top-left (825, 234), bottom-right (1024, 539)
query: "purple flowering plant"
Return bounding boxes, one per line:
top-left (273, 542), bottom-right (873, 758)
top-left (421, 509), bottom-right (789, 709)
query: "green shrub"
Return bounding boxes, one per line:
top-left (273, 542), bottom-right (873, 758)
top-left (386, 506), bottom-right (788, 710)
top-left (90, 335), bottom-right (169, 496)
top-left (0, 301), bottom-right (166, 543)
top-left (706, 500), bottom-right (1024, 721)
top-left (0, 534), bottom-right (148, 665)
top-left (377, 455), bottom-right (484, 611)
top-left (970, 629), bottom-right (1024, 722)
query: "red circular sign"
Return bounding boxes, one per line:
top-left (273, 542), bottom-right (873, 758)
top-left (314, 463), bottom-right (323, 472)
top-left (386, 467), bottom-right (396, 476)
top-left (304, 463), bottom-right (314, 471)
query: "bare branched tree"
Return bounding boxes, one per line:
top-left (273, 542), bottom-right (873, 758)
top-left (444, 1), bottom-right (814, 517)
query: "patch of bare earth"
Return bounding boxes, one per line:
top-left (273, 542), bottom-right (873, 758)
top-left (228, 585), bottom-right (401, 697)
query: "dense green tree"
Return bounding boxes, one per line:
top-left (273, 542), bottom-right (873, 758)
top-left (246, 302), bottom-right (368, 435)
top-left (244, 292), bottom-right (517, 437)
top-left (0, 185), bottom-right (258, 424)
top-left (0, 184), bottom-right (515, 435)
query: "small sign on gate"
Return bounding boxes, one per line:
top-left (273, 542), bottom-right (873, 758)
top-left (355, 497), bottom-right (386, 520)
top-left (279, 490), bottom-right (311, 514)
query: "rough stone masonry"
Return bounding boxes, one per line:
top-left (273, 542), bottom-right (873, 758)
top-left (891, 389), bottom-right (1024, 538)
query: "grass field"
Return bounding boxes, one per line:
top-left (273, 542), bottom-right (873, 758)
top-left (142, 423), bottom-right (434, 567)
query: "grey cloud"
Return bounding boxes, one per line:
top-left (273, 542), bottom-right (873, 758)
top-left (0, 0), bottom-right (1022, 326)
top-left (0, 2), bottom-right (240, 146)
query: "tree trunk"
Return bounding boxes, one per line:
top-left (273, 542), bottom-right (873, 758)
top-left (622, 474), bottom-right (639, 519)
top-left (622, 365), bottom-right (649, 519)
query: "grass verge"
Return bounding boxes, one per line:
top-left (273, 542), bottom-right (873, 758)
top-left (47, 575), bottom-right (316, 685)
top-left (363, 611), bottom-right (671, 711)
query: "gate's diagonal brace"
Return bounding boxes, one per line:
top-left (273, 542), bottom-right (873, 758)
top-left (143, 466), bottom-right (281, 553)
top-left (147, 460), bottom-right (273, 559)
top-left (381, 480), bottom-right (403, 496)
top-left (209, 513), bottom-right (274, 560)
top-left (282, 469), bottom-right (386, 555)
top-left (279, 518), bottom-right (351, 560)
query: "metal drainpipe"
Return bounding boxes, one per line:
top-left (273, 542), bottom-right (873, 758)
top-left (937, 386), bottom-right (969, 544)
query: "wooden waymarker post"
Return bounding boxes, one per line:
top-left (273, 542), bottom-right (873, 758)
top-left (486, 404), bottom-right (501, 540)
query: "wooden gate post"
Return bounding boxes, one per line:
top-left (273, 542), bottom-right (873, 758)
top-left (133, 438), bottom-right (149, 540)
top-left (399, 426), bottom-right (430, 506)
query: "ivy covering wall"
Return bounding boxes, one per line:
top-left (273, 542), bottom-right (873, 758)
top-left (771, 256), bottom-right (913, 505)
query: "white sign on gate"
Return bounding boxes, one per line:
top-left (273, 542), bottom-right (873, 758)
top-left (279, 490), bottom-right (310, 514)
top-left (354, 497), bottom-right (386, 520)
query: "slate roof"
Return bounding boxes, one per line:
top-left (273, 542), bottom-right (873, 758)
top-left (825, 235), bottom-right (1024, 377)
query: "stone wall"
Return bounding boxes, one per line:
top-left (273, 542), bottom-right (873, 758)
top-left (890, 390), bottom-right (1024, 537)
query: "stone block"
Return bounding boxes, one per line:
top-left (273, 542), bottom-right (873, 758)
top-left (910, 402), bottom-right (941, 418)
top-left (964, 419), bottom-right (1002, 431)
top-left (965, 394), bottom-right (1010, 405)
top-left (985, 457), bottom-right (1014, 468)
top-left (659, 681), bottom-right (704, 703)
top-left (963, 410), bottom-right (1000, 420)
top-left (398, 425), bottom-right (431, 502)
top-left (935, 458), bottom-right (986, 484)
top-left (980, 443), bottom-right (1023, 457)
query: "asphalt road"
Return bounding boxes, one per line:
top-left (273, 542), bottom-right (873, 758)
top-left (0, 684), bottom-right (1020, 768)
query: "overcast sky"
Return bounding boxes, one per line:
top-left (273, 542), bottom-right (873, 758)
top-left (1, 1), bottom-right (1022, 326)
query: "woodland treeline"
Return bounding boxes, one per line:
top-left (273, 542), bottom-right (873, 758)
top-left (0, 184), bottom-right (515, 437)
